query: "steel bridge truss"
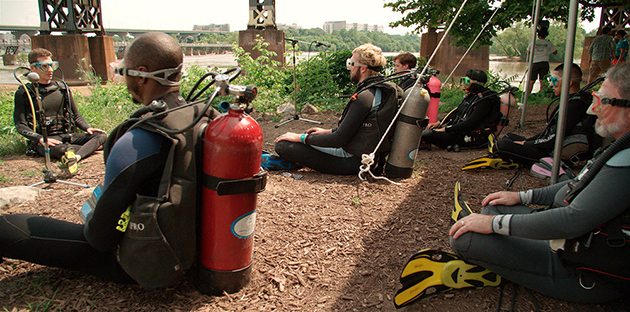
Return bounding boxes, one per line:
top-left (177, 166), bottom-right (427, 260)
top-left (38, 0), bottom-right (104, 34)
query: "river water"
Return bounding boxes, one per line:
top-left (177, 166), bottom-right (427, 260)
top-left (1, 53), bottom-right (550, 91)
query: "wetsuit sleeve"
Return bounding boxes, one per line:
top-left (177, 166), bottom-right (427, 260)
top-left (84, 128), bottom-right (169, 251)
top-left (306, 92), bottom-right (373, 148)
top-left (445, 96), bottom-right (494, 133)
top-left (13, 87), bottom-right (42, 143)
top-left (509, 165), bottom-right (630, 239)
top-left (67, 89), bottom-right (91, 131)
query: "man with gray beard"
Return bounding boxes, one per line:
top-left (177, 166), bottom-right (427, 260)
top-left (396, 63), bottom-right (630, 306)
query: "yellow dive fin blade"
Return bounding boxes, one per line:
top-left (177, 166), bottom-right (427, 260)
top-left (395, 249), bottom-right (501, 308)
top-left (452, 181), bottom-right (473, 223)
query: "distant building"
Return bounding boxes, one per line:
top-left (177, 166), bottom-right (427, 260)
top-left (277, 23), bottom-right (302, 30)
top-left (323, 21), bottom-right (384, 34)
top-left (193, 24), bottom-right (230, 32)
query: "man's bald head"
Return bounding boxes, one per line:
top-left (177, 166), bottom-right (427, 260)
top-left (125, 32), bottom-right (183, 83)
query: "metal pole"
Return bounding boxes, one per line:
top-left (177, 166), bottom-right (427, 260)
top-left (519, 0), bottom-right (542, 127)
top-left (550, 0), bottom-right (579, 184)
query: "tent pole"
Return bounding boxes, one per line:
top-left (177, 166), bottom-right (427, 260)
top-left (519, 0), bottom-right (542, 128)
top-left (550, 0), bottom-right (579, 184)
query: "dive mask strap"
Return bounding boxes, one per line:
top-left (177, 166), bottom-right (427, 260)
top-left (115, 64), bottom-right (183, 87)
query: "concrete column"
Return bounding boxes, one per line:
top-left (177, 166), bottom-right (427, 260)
top-left (88, 35), bottom-right (116, 84)
top-left (239, 28), bottom-right (285, 65)
top-left (185, 47), bottom-right (193, 56)
top-left (580, 36), bottom-right (594, 82)
top-left (421, 30), bottom-right (488, 79)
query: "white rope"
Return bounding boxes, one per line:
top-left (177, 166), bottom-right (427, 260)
top-left (358, 0), bottom-right (470, 183)
top-left (444, 7), bottom-right (500, 84)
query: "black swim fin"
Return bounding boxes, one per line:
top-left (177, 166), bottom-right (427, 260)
top-left (394, 249), bottom-right (501, 308)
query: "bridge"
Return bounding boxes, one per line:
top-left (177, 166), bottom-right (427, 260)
top-left (1, 25), bottom-right (235, 63)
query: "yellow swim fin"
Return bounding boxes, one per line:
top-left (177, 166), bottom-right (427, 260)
top-left (394, 249), bottom-right (501, 308)
top-left (452, 181), bottom-right (473, 223)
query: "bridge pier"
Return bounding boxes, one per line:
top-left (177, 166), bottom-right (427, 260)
top-left (31, 34), bottom-right (115, 86)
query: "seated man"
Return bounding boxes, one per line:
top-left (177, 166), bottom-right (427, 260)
top-left (273, 43), bottom-right (402, 175)
top-left (494, 63), bottom-right (592, 168)
top-left (14, 48), bottom-right (107, 174)
top-left (0, 32), bottom-right (219, 288)
top-left (420, 69), bottom-right (502, 150)
top-left (395, 63), bottom-right (630, 307)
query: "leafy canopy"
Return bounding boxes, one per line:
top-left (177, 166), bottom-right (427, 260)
top-left (384, 0), bottom-right (629, 47)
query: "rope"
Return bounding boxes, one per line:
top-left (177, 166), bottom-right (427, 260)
top-left (358, 0), bottom-right (470, 182)
top-left (444, 6), bottom-right (500, 84)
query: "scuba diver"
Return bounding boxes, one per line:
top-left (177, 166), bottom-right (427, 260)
top-left (0, 32), bottom-right (220, 288)
top-left (419, 69), bottom-right (502, 151)
top-left (272, 43), bottom-right (403, 175)
top-left (464, 63), bottom-right (594, 170)
top-left (393, 52), bottom-right (418, 91)
top-left (395, 63), bottom-right (630, 308)
top-left (13, 48), bottom-right (107, 176)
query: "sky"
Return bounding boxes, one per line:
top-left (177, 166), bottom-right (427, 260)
top-left (0, 0), bottom-right (416, 35)
top-left (0, 0), bottom-right (599, 35)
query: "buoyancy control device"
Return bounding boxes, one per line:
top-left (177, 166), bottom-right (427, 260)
top-left (385, 84), bottom-right (431, 179)
top-left (196, 72), bottom-right (267, 295)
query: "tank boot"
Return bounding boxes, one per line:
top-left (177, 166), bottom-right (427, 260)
top-left (461, 154), bottom-right (519, 170)
top-left (261, 151), bottom-right (301, 171)
top-left (451, 181), bottom-right (473, 224)
top-left (394, 249), bottom-right (501, 308)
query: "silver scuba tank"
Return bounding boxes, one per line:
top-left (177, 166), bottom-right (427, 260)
top-left (385, 85), bottom-right (431, 179)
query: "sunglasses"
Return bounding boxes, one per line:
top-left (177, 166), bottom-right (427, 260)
top-left (346, 58), bottom-right (366, 70)
top-left (549, 76), bottom-right (560, 88)
top-left (31, 61), bottom-right (59, 72)
top-left (591, 91), bottom-right (630, 111)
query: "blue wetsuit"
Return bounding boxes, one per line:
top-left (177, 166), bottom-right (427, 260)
top-left (0, 121), bottom-right (169, 283)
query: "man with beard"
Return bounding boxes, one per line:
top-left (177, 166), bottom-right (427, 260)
top-left (0, 32), bottom-right (219, 288)
top-left (442, 63), bottom-right (630, 304)
top-left (273, 43), bottom-right (402, 175)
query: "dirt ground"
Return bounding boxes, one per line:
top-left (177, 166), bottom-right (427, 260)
top-left (0, 101), bottom-right (629, 312)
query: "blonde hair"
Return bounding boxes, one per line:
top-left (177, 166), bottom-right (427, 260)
top-left (353, 43), bottom-right (386, 71)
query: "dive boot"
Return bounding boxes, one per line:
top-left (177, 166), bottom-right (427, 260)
top-left (461, 154), bottom-right (519, 170)
top-left (394, 249), bottom-right (501, 308)
top-left (261, 151), bottom-right (300, 170)
top-left (452, 181), bottom-right (473, 224)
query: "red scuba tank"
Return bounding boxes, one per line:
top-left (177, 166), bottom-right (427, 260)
top-left (197, 107), bottom-right (264, 295)
top-left (426, 75), bottom-right (441, 124)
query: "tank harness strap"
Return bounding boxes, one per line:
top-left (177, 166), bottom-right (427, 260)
top-left (372, 88), bottom-right (382, 111)
top-left (203, 169), bottom-right (268, 196)
top-left (428, 91), bottom-right (441, 98)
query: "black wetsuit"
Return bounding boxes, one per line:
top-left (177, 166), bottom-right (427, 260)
top-left (14, 81), bottom-right (106, 160)
top-left (275, 76), bottom-right (401, 175)
top-left (0, 92), bottom-right (201, 284)
top-left (398, 76), bottom-right (417, 91)
top-left (421, 87), bottom-right (501, 149)
top-left (496, 92), bottom-right (592, 167)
